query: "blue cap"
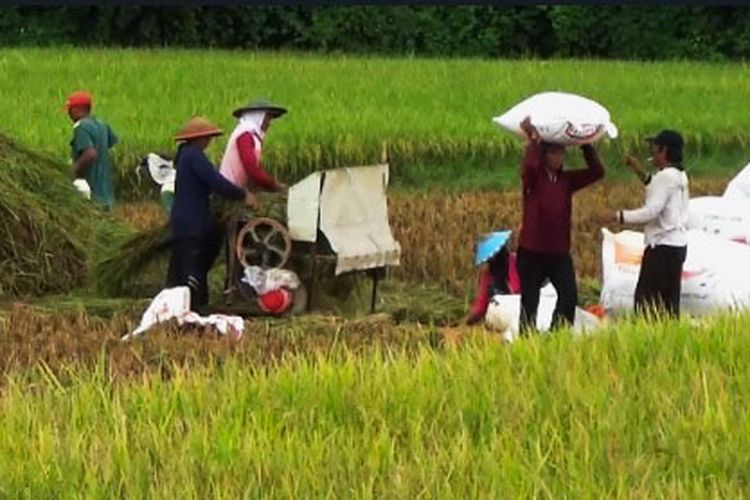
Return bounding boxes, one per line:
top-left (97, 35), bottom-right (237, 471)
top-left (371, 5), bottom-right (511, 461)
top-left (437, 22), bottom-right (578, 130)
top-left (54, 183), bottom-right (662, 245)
top-left (474, 231), bottom-right (512, 266)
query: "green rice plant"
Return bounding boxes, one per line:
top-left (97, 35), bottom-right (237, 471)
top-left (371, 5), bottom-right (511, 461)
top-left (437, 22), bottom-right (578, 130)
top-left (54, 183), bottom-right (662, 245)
top-left (2, 49), bottom-right (750, 197)
top-left (0, 312), bottom-right (749, 496)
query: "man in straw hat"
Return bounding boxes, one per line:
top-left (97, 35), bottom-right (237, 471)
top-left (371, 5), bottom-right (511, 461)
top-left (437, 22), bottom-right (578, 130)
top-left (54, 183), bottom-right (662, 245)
top-left (167, 116), bottom-right (257, 313)
top-left (220, 97), bottom-right (288, 191)
top-left (64, 90), bottom-right (119, 210)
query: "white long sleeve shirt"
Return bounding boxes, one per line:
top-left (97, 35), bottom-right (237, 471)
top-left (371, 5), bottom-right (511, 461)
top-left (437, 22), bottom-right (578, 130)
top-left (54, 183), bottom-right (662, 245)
top-left (621, 166), bottom-right (690, 247)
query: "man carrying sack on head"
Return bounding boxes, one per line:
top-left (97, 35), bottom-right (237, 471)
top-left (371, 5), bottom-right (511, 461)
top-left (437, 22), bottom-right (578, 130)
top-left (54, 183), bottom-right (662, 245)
top-left (167, 116), bottom-right (257, 313)
top-left (65, 91), bottom-right (119, 210)
top-left (616, 130), bottom-right (690, 319)
top-left (220, 98), bottom-right (288, 192)
top-left (517, 116), bottom-right (606, 334)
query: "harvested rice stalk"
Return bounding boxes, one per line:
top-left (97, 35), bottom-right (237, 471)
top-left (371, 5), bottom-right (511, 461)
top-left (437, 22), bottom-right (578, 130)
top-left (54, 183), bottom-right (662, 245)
top-left (0, 134), bottom-right (131, 297)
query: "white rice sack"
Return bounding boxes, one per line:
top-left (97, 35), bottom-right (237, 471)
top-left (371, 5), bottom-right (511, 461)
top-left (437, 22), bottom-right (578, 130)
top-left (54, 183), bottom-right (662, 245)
top-left (723, 161), bottom-right (750, 200)
top-left (687, 196), bottom-right (750, 245)
top-left (492, 91), bottom-right (618, 146)
top-left (486, 286), bottom-right (601, 343)
top-left (600, 228), bottom-right (750, 316)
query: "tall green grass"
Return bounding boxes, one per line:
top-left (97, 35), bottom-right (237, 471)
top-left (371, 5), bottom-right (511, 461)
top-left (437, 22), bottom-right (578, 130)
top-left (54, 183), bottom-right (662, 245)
top-left (2, 314), bottom-right (749, 496)
top-left (3, 48), bottom-right (750, 194)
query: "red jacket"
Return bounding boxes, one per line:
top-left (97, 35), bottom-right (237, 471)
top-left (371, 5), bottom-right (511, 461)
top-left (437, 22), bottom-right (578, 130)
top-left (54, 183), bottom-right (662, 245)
top-left (469, 253), bottom-right (521, 319)
top-left (518, 142), bottom-right (604, 254)
top-left (237, 132), bottom-right (282, 192)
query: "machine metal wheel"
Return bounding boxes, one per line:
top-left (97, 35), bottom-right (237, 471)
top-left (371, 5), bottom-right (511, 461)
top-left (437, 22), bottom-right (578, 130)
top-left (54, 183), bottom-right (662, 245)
top-left (235, 217), bottom-right (292, 270)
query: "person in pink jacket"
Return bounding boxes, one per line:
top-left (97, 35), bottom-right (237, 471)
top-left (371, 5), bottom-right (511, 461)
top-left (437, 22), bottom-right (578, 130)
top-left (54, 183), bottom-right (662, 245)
top-left (219, 98), bottom-right (288, 295)
top-left (220, 98), bottom-right (288, 192)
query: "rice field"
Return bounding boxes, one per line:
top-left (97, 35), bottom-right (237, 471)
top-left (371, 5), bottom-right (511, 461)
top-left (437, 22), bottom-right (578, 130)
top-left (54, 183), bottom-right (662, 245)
top-left (3, 48), bottom-right (750, 495)
top-left (1, 306), bottom-right (749, 497)
top-left (3, 48), bottom-right (750, 194)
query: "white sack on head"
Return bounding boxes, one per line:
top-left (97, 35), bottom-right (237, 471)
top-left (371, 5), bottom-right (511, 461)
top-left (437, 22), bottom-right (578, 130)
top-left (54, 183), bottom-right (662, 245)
top-left (492, 91), bottom-right (618, 146)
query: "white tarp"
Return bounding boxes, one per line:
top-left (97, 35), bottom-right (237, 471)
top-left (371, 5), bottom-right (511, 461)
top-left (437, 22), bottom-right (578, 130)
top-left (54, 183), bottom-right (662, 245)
top-left (600, 228), bottom-right (750, 316)
top-left (123, 287), bottom-right (245, 341)
top-left (492, 91), bottom-right (618, 146)
top-left (287, 172), bottom-right (322, 243)
top-left (318, 164), bottom-right (401, 275)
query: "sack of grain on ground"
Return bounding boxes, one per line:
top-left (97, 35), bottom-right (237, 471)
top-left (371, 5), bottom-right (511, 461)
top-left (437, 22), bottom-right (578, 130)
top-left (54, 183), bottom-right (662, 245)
top-left (601, 228), bottom-right (750, 316)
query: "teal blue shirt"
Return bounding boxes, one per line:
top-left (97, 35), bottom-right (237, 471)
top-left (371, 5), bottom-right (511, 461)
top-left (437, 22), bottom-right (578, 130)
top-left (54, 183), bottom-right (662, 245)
top-left (71, 116), bottom-right (118, 210)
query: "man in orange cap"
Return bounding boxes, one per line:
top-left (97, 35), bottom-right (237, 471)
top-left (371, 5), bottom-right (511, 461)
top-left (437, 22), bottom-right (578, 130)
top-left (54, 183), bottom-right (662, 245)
top-left (167, 116), bottom-right (257, 312)
top-left (65, 91), bottom-right (119, 210)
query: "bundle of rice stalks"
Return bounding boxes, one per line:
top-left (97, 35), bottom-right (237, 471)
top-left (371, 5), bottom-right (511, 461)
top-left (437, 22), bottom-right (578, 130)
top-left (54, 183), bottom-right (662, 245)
top-left (93, 223), bottom-right (171, 297)
top-left (0, 134), bottom-right (131, 298)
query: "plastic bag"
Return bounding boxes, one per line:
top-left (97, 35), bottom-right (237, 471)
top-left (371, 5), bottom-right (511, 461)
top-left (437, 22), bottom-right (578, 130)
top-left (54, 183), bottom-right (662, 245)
top-left (73, 179), bottom-right (91, 200)
top-left (241, 266), bottom-right (301, 295)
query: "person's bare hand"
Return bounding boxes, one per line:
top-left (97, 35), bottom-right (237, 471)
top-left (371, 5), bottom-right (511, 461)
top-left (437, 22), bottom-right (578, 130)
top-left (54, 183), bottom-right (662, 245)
top-left (625, 154), bottom-right (645, 176)
top-left (519, 116), bottom-right (539, 142)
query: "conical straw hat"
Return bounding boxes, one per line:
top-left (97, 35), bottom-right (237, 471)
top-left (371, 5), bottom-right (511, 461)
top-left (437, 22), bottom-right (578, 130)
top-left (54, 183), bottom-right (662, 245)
top-left (174, 116), bottom-right (223, 141)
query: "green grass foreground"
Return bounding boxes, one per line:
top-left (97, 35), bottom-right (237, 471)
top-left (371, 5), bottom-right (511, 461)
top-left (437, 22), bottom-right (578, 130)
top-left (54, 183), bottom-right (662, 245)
top-left (3, 49), bottom-right (750, 193)
top-left (1, 315), bottom-right (749, 497)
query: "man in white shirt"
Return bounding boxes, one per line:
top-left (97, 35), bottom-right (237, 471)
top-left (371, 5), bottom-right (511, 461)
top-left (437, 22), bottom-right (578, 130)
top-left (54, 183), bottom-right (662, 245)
top-left (616, 130), bottom-right (690, 318)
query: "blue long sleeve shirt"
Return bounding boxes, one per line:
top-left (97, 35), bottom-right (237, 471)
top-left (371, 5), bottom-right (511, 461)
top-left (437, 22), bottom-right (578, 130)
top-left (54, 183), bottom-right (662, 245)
top-left (170, 142), bottom-right (245, 237)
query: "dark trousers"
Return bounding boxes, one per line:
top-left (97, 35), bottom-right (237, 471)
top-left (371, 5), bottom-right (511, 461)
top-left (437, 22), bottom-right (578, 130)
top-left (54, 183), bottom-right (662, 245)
top-left (166, 226), bottom-right (223, 313)
top-left (634, 244), bottom-right (687, 319)
top-left (517, 247), bottom-right (578, 333)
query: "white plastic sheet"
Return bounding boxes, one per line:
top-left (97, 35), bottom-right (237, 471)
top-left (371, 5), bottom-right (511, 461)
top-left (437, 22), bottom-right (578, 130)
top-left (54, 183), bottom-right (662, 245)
top-left (318, 165), bottom-right (401, 275)
top-left (123, 287), bottom-right (244, 341)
